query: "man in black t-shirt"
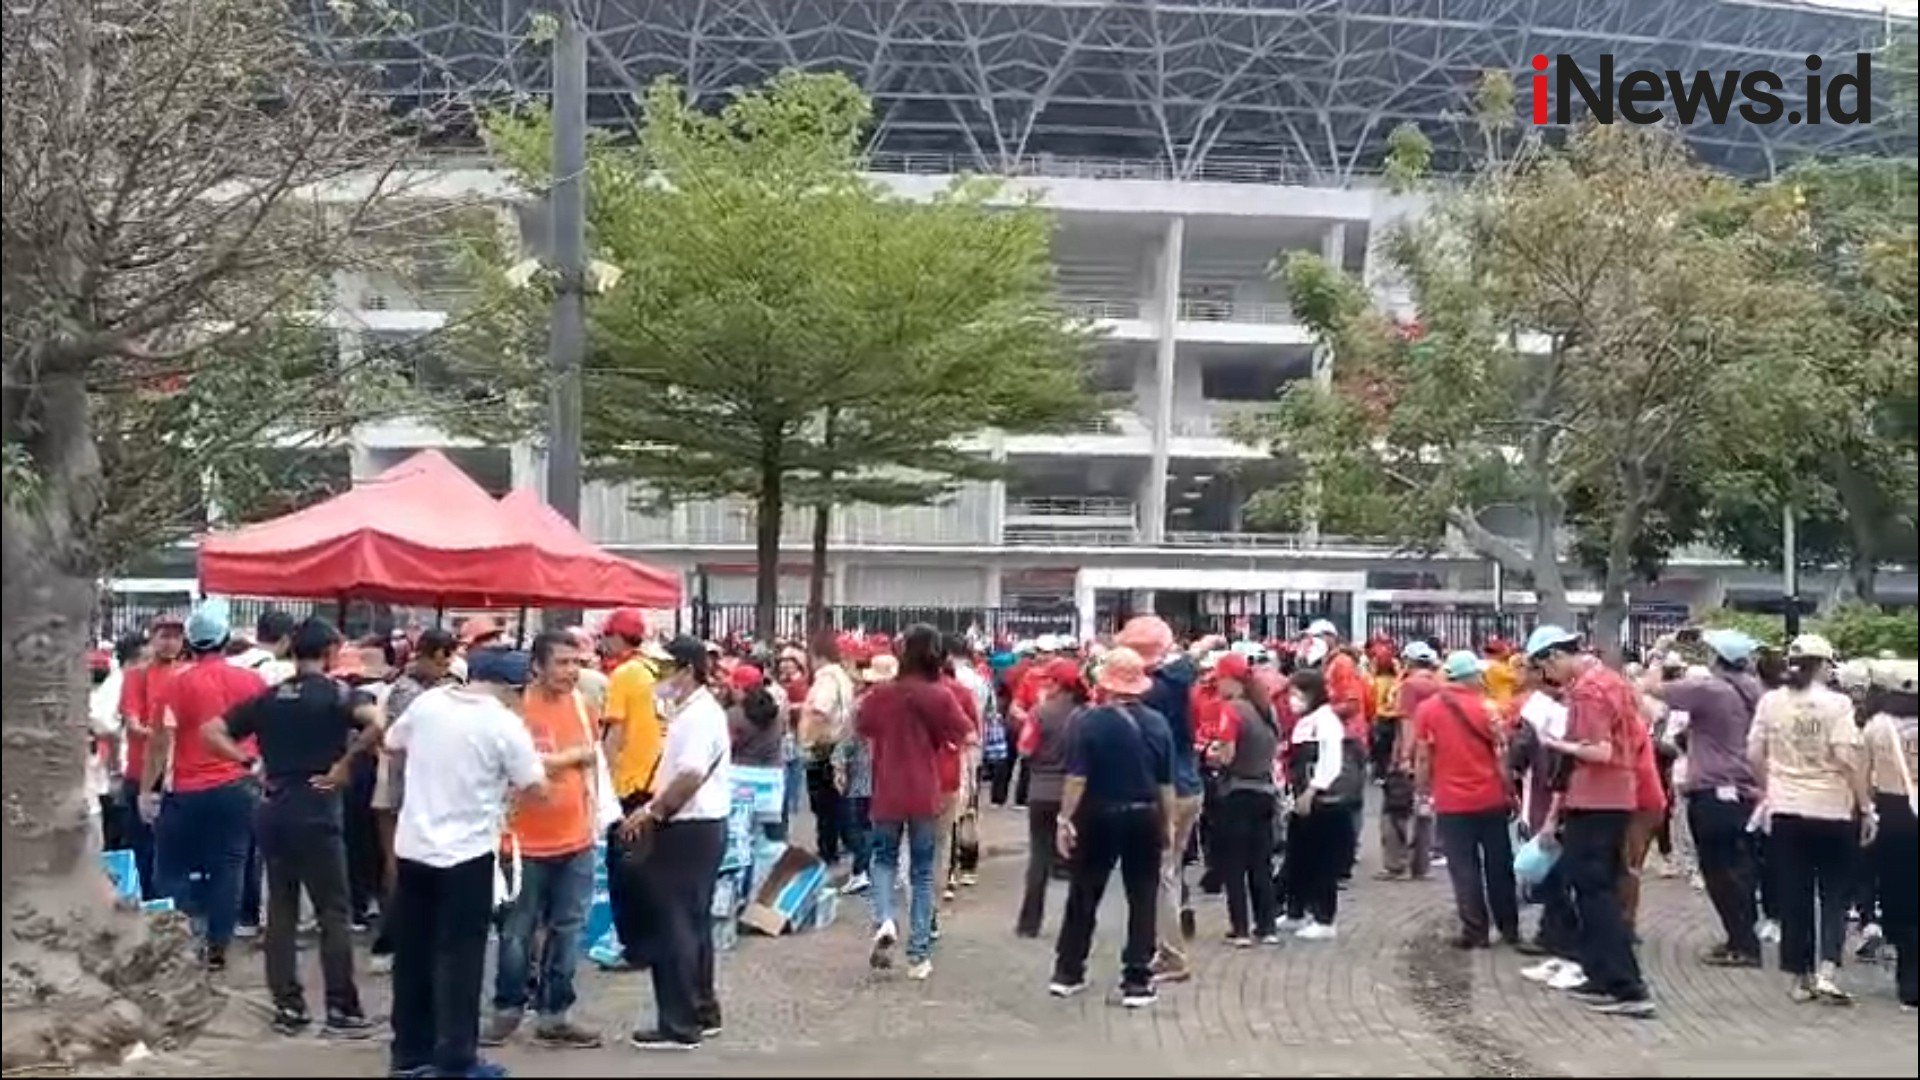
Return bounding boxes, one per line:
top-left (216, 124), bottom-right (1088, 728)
top-left (208, 617), bottom-right (383, 1038)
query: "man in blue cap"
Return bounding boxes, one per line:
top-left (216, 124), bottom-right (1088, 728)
top-left (1378, 641), bottom-right (1441, 882)
top-left (1527, 625), bottom-right (1655, 1018)
top-left (384, 646), bottom-right (549, 1080)
top-left (138, 597), bottom-right (269, 972)
top-left (1654, 628), bottom-right (1765, 967)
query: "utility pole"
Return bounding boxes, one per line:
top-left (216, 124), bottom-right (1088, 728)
top-left (1782, 502), bottom-right (1801, 638)
top-left (544, 0), bottom-right (588, 628)
top-left (546, 0), bottom-right (587, 529)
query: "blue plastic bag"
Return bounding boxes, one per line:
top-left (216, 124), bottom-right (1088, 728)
top-left (1513, 833), bottom-right (1561, 887)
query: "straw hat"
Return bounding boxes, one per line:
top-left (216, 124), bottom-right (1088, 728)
top-left (1096, 646), bottom-right (1153, 696)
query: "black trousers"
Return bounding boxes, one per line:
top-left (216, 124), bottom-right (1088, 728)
top-left (1053, 804), bottom-right (1160, 988)
top-left (639, 819), bottom-right (727, 1043)
top-left (119, 776), bottom-right (159, 901)
top-left (1561, 809), bottom-right (1647, 1001)
top-left (1770, 813), bottom-right (1854, 976)
top-left (1285, 803), bottom-right (1354, 925)
top-left (1436, 809), bottom-right (1519, 943)
top-left (1017, 800), bottom-right (1061, 935)
top-left (1013, 758), bottom-right (1031, 807)
top-left (805, 759), bottom-right (843, 863)
top-left (1872, 793), bottom-right (1919, 1006)
top-left (607, 791), bottom-right (655, 968)
top-left (985, 758), bottom-right (1014, 806)
top-left (1216, 789), bottom-right (1279, 937)
top-left (1370, 719), bottom-right (1399, 780)
top-left (342, 758), bottom-right (381, 921)
top-left (1686, 790), bottom-right (1760, 957)
top-left (1535, 859), bottom-right (1581, 959)
top-left (389, 853), bottom-right (493, 1076)
top-left (259, 786), bottom-right (360, 1017)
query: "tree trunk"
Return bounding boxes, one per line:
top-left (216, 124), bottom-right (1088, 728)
top-left (2, 374), bottom-right (218, 1070)
top-left (1830, 449), bottom-right (1883, 606)
top-left (807, 501), bottom-right (830, 634)
top-left (753, 453), bottom-right (784, 644)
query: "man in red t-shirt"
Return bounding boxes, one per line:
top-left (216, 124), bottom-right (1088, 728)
top-left (1412, 652), bottom-right (1519, 947)
top-left (1381, 642), bottom-right (1443, 881)
top-left (117, 615), bottom-right (186, 900)
top-left (140, 600), bottom-right (267, 970)
top-left (1529, 626), bottom-right (1653, 1016)
top-left (1618, 709), bottom-right (1668, 935)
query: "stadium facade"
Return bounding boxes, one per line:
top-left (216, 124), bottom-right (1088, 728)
top-left (123, 0), bottom-right (1920, 634)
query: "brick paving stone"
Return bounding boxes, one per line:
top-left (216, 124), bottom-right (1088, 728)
top-left (120, 804), bottom-right (1917, 1078)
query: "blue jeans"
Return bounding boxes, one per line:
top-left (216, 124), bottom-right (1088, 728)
top-left (492, 847), bottom-right (595, 1020)
top-left (841, 796), bottom-right (873, 876)
top-left (155, 779), bottom-right (257, 950)
top-left (869, 817), bottom-right (939, 962)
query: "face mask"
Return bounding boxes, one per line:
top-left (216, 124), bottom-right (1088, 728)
top-left (1288, 694), bottom-right (1309, 715)
top-left (655, 679), bottom-right (688, 710)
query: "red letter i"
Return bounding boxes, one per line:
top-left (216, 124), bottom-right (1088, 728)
top-left (1531, 54), bottom-right (1550, 124)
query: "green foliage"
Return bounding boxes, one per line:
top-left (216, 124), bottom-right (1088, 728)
top-left (1813, 603), bottom-right (1920, 660)
top-left (1244, 123), bottom-right (1823, 634)
top-left (1693, 607), bottom-right (1787, 648)
top-left (460, 72), bottom-right (1096, 630)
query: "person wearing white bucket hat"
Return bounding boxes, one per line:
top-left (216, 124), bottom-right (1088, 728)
top-left (1748, 633), bottom-right (1873, 1005)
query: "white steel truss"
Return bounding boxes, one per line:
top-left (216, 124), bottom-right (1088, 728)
top-left (309, 0), bottom-right (1911, 182)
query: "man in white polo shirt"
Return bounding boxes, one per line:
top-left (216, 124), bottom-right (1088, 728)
top-left (619, 636), bottom-right (732, 1051)
top-left (384, 648), bottom-right (547, 1080)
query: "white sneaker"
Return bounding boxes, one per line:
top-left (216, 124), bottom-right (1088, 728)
top-left (1521, 959), bottom-right (1567, 984)
top-left (233, 923), bottom-right (260, 940)
top-left (1276, 915), bottom-right (1308, 932)
top-left (906, 960), bottom-right (933, 981)
top-left (870, 920), bottom-right (897, 971)
top-left (1293, 921), bottom-right (1337, 941)
top-left (957, 872), bottom-right (979, 888)
top-left (1757, 919), bottom-right (1781, 944)
top-left (1547, 963), bottom-right (1588, 991)
top-left (368, 954), bottom-right (393, 976)
top-left (841, 873), bottom-right (871, 896)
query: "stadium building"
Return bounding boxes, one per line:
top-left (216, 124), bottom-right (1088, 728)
top-left (124, 0), bottom-right (1919, 638)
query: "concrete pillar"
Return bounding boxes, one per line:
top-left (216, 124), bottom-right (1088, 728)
top-left (1144, 216), bottom-right (1185, 545)
top-left (1073, 570), bottom-right (1097, 643)
top-left (983, 565), bottom-right (1003, 608)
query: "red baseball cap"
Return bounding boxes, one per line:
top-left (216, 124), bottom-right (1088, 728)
top-left (1214, 652), bottom-right (1252, 681)
top-left (601, 607), bottom-right (648, 642)
top-left (1039, 657), bottom-right (1085, 688)
top-left (729, 664), bottom-right (766, 692)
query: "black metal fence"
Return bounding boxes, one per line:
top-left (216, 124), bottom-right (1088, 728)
top-left (689, 603), bottom-right (1079, 642)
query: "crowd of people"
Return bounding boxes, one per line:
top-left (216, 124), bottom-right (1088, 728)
top-left (83, 602), bottom-right (1917, 1077)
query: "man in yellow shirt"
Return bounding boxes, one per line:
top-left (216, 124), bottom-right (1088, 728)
top-left (1482, 638), bottom-right (1520, 710)
top-left (599, 607), bottom-right (664, 969)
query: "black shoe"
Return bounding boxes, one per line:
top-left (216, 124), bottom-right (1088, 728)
top-left (531, 1020), bottom-right (603, 1049)
top-left (203, 945), bottom-right (228, 974)
top-left (629, 1029), bottom-right (700, 1051)
top-left (1701, 946), bottom-right (1762, 968)
top-left (322, 1013), bottom-right (379, 1040)
top-left (1014, 925), bottom-right (1041, 939)
top-left (1119, 982), bottom-right (1158, 1008)
top-left (1565, 982), bottom-right (1615, 1004)
top-left (270, 1006), bottom-right (312, 1036)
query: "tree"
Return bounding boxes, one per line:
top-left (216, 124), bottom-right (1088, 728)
top-left (1705, 156), bottom-right (1918, 601)
top-left (1, 0), bottom-right (440, 1065)
top-left (1241, 84), bottom-right (1813, 651)
top-left (474, 73), bottom-right (1096, 640)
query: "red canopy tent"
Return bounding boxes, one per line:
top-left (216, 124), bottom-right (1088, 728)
top-left (197, 450), bottom-right (679, 609)
top-left (495, 487), bottom-right (680, 609)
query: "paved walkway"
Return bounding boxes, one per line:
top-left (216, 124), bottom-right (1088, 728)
top-left (132, 807), bottom-right (1916, 1077)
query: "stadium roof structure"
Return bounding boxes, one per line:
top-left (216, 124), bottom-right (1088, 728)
top-left (318, 0), bottom-right (1916, 185)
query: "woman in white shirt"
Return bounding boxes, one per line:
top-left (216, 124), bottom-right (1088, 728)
top-left (1859, 661), bottom-right (1918, 1010)
top-left (1279, 668), bottom-right (1358, 941)
top-left (1747, 634), bottom-right (1873, 1004)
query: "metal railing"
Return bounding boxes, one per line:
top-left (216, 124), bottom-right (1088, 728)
top-left (1176, 298), bottom-right (1296, 325)
top-left (1163, 531), bottom-right (1403, 553)
top-left (1061, 297), bottom-right (1145, 320)
top-left (864, 152), bottom-right (1334, 187)
top-left (1003, 526), bottom-right (1140, 548)
top-left (1005, 496), bottom-right (1137, 521)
